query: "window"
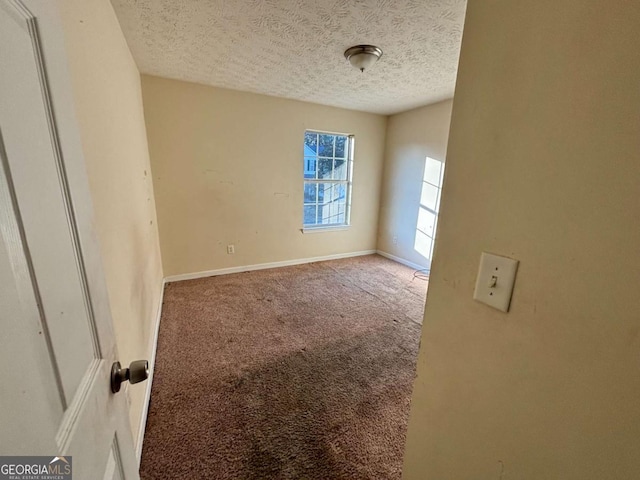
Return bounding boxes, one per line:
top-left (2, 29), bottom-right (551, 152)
top-left (303, 130), bottom-right (353, 229)
top-left (414, 157), bottom-right (445, 267)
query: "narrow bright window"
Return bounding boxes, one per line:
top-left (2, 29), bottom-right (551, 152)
top-left (414, 157), bottom-right (445, 267)
top-left (303, 130), bottom-right (353, 229)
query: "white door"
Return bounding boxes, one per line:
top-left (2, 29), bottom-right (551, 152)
top-left (0, 1), bottom-right (139, 479)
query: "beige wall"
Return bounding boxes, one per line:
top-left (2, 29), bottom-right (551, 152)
top-left (57, 0), bottom-right (163, 445)
top-left (377, 100), bottom-right (453, 267)
top-left (141, 75), bottom-right (387, 277)
top-left (403, 1), bottom-right (640, 479)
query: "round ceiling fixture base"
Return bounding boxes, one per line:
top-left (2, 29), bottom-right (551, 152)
top-left (344, 45), bottom-right (383, 72)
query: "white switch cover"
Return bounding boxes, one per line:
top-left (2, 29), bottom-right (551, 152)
top-left (473, 252), bottom-right (519, 312)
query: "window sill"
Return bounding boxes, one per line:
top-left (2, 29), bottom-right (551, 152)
top-left (301, 225), bottom-right (351, 234)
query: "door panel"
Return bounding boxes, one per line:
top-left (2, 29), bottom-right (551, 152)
top-left (103, 438), bottom-right (126, 480)
top-left (0, 203), bottom-right (61, 453)
top-left (0, 1), bottom-right (139, 478)
top-left (1, 0), bottom-right (95, 407)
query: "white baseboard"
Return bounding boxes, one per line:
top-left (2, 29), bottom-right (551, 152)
top-left (376, 250), bottom-right (429, 272)
top-left (164, 250), bottom-right (377, 283)
top-left (136, 278), bottom-right (166, 464)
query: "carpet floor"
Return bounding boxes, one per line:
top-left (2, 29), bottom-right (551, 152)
top-left (140, 254), bottom-right (427, 479)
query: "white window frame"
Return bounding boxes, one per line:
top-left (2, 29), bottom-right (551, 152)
top-left (302, 130), bottom-right (354, 232)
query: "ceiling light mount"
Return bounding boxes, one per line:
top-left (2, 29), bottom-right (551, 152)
top-left (344, 45), bottom-right (383, 73)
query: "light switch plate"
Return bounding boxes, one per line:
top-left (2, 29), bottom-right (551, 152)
top-left (473, 252), bottom-right (519, 312)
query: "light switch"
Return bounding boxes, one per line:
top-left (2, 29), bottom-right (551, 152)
top-left (473, 252), bottom-right (519, 312)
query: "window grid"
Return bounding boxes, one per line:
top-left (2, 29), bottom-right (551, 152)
top-left (415, 157), bottom-right (445, 263)
top-left (303, 131), bottom-right (353, 228)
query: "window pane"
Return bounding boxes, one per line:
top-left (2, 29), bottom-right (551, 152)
top-left (318, 134), bottom-right (335, 157)
top-left (303, 183), bottom-right (317, 203)
top-left (333, 158), bottom-right (347, 180)
top-left (414, 229), bottom-right (433, 261)
top-left (319, 203), bottom-right (337, 224)
top-left (320, 182), bottom-right (345, 204)
top-left (335, 136), bottom-right (347, 158)
top-left (417, 206), bottom-right (436, 237)
top-left (304, 205), bottom-right (317, 225)
top-left (304, 132), bottom-right (317, 154)
top-left (318, 182), bottom-right (331, 203)
top-left (316, 183), bottom-right (347, 225)
top-left (420, 182), bottom-right (439, 212)
top-left (317, 182), bottom-right (325, 203)
top-left (318, 205), bottom-right (346, 225)
top-left (423, 156), bottom-right (443, 186)
top-left (304, 157), bottom-right (316, 179)
top-left (318, 158), bottom-right (333, 179)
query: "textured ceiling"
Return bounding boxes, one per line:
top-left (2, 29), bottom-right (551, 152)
top-left (111, 0), bottom-right (467, 115)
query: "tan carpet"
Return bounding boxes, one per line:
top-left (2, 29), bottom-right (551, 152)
top-left (140, 254), bottom-right (427, 479)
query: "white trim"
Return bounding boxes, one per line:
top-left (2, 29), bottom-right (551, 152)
top-left (164, 250), bottom-right (377, 283)
top-left (301, 225), bottom-right (350, 234)
top-left (376, 250), bottom-right (429, 272)
top-left (136, 278), bottom-right (166, 464)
